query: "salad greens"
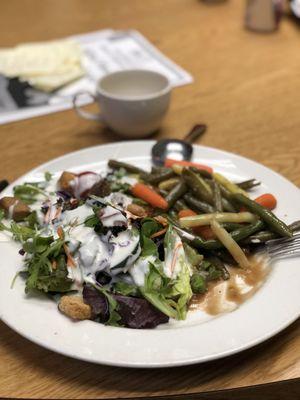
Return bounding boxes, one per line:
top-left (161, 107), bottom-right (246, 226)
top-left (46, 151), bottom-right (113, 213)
top-left (13, 182), bottom-right (48, 204)
top-left (0, 158), bottom-right (285, 330)
top-left (137, 223), bottom-right (193, 320)
top-left (24, 235), bottom-right (73, 293)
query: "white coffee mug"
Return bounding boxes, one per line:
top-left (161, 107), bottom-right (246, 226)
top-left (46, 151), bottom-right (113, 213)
top-left (73, 69), bottom-right (171, 138)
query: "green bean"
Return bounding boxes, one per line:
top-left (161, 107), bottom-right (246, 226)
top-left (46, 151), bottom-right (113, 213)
top-left (181, 220), bottom-right (265, 250)
top-left (161, 187), bottom-right (189, 212)
top-left (159, 189), bottom-right (168, 197)
top-left (183, 193), bottom-right (215, 213)
top-left (244, 220), bottom-right (300, 244)
top-left (206, 179), bottom-right (237, 212)
top-left (213, 172), bottom-right (248, 196)
top-left (243, 230), bottom-right (277, 244)
top-left (218, 183), bottom-right (232, 201)
top-left (173, 199), bottom-right (189, 212)
top-left (165, 181), bottom-right (187, 208)
top-left (221, 222), bottom-right (245, 231)
top-left (151, 166), bottom-right (169, 174)
top-left (182, 168), bottom-right (213, 204)
top-left (166, 213), bottom-right (181, 228)
top-left (146, 169), bottom-right (175, 185)
top-left (237, 179), bottom-right (261, 190)
top-left (211, 250), bottom-right (238, 266)
top-left (108, 159), bottom-right (149, 178)
top-left (212, 180), bottom-right (223, 212)
top-left (190, 166), bottom-right (212, 179)
top-left (210, 219), bottom-right (250, 269)
top-left (180, 212), bottom-right (257, 228)
top-left (168, 209), bottom-right (178, 220)
top-left (221, 198), bottom-right (237, 212)
top-left (219, 185), bottom-right (239, 211)
top-left (232, 193), bottom-right (292, 238)
top-left (159, 177), bottom-right (180, 191)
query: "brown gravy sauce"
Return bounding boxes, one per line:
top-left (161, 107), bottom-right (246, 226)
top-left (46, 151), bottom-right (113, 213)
top-left (190, 255), bottom-right (270, 316)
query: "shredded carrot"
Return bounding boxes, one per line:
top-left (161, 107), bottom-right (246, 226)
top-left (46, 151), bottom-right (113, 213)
top-left (57, 226), bottom-right (76, 268)
top-left (131, 183), bottom-right (168, 209)
top-left (57, 226), bottom-right (64, 239)
top-left (154, 215), bottom-right (168, 226)
top-left (150, 228), bottom-right (168, 239)
top-left (170, 243), bottom-right (183, 273)
top-left (164, 159), bottom-right (213, 174)
top-left (44, 202), bottom-right (52, 224)
top-left (63, 244), bottom-right (76, 268)
top-left (53, 206), bottom-right (62, 220)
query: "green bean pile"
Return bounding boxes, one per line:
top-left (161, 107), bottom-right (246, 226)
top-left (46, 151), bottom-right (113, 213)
top-left (108, 159), bottom-right (298, 273)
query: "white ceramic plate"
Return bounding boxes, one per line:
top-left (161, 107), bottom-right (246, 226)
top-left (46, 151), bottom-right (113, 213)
top-left (0, 142), bottom-right (299, 368)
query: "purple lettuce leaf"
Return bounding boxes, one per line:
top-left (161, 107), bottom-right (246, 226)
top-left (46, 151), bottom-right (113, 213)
top-left (82, 284), bottom-right (169, 329)
top-left (82, 285), bottom-right (109, 322)
top-left (114, 294), bottom-right (169, 329)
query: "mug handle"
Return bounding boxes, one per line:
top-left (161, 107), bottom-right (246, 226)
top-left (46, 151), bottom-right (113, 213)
top-left (72, 91), bottom-right (104, 122)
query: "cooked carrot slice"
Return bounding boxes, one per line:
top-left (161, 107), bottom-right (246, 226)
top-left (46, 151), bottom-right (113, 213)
top-left (131, 183), bottom-right (168, 209)
top-left (164, 159), bottom-right (213, 174)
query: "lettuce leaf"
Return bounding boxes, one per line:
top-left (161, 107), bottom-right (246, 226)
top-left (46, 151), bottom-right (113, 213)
top-left (89, 283), bottom-right (121, 326)
top-left (25, 235), bottom-right (72, 293)
top-left (13, 182), bottom-right (48, 204)
top-left (83, 284), bottom-right (168, 328)
top-left (0, 210), bottom-right (36, 242)
top-left (183, 242), bottom-right (203, 268)
top-left (113, 281), bottom-right (140, 297)
top-left (140, 226), bottom-right (193, 320)
top-left (140, 218), bottom-right (163, 257)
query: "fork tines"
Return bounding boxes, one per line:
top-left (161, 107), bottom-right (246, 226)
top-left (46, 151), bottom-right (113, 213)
top-left (266, 233), bottom-right (300, 258)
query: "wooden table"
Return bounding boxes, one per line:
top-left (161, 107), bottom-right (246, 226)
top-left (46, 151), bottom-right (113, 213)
top-left (0, 0), bottom-right (299, 398)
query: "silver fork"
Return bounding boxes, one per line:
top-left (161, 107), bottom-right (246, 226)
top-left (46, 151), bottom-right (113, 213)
top-left (265, 232), bottom-right (300, 259)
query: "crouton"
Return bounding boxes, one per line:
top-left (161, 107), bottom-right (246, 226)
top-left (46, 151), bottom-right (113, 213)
top-left (57, 171), bottom-right (76, 194)
top-left (0, 196), bottom-right (31, 221)
top-left (58, 295), bottom-right (92, 320)
top-left (126, 203), bottom-right (147, 218)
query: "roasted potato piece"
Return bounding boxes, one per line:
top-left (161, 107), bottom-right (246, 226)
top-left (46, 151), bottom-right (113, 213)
top-left (88, 179), bottom-right (111, 198)
top-left (58, 296), bottom-right (92, 320)
top-left (58, 171), bottom-right (76, 194)
top-left (0, 196), bottom-right (31, 221)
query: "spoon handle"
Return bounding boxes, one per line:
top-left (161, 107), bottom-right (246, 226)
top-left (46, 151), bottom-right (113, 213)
top-left (183, 124), bottom-right (207, 144)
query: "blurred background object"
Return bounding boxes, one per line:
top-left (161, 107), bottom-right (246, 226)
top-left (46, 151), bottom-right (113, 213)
top-left (0, 40), bottom-right (84, 92)
top-left (200, 0), bottom-right (228, 4)
top-left (0, 30), bottom-right (192, 125)
top-left (245, 0), bottom-right (283, 32)
top-left (73, 69), bottom-right (172, 138)
top-left (290, 0), bottom-right (300, 20)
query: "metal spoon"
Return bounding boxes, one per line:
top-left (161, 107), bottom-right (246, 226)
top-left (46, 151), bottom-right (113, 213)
top-left (151, 124), bottom-right (207, 166)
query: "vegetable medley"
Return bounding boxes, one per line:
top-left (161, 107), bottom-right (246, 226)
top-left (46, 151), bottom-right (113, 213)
top-left (0, 158), bottom-right (297, 329)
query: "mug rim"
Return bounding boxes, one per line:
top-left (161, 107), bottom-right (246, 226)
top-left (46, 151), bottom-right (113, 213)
top-left (96, 69), bottom-right (171, 101)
